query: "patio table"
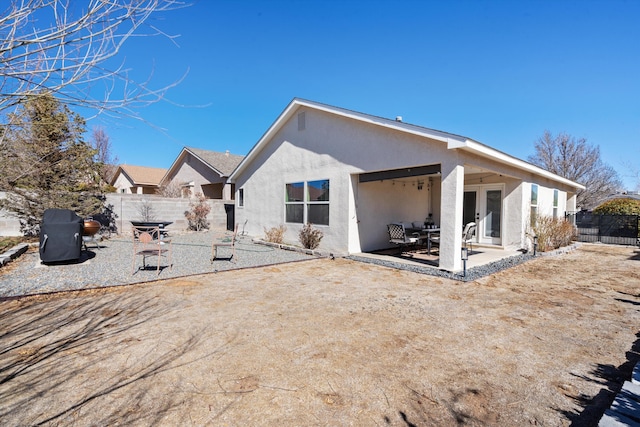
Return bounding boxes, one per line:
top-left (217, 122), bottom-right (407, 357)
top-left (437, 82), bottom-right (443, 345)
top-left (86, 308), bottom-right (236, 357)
top-left (419, 228), bottom-right (440, 255)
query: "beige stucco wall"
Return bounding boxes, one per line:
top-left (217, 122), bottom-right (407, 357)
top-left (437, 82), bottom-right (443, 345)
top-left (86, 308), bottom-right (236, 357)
top-left (233, 106), bottom-right (579, 269)
top-left (166, 155), bottom-right (233, 200)
top-left (112, 172), bottom-right (136, 194)
top-left (234, 108), bottom-right (453, 255)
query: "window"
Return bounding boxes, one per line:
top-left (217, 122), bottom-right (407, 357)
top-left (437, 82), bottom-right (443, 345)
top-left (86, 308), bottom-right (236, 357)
top-left (285, 180), bottom-right (330, 225)
top-left (238, 188), bottom-right (244, 207)
top-left (307, 180), bottom-right (330, 225)
top-left (530, 184), bottom-right (538, 226)
top-left (285, 182), bottom-right (304, 223)
top-left (553, 189), bottom-right (559, 219)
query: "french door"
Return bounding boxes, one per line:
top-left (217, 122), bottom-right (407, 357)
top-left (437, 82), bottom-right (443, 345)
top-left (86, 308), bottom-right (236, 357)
top-left (463, 184), bottom-right (503, 245)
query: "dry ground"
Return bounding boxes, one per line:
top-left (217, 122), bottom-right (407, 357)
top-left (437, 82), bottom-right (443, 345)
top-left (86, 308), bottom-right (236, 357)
top-left (0, 244), bottom-right (639, 426)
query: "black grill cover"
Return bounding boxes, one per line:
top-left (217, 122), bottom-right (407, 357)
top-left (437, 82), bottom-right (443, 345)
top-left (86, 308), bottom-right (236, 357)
top-left (39, 209), bottom-right (83, 263)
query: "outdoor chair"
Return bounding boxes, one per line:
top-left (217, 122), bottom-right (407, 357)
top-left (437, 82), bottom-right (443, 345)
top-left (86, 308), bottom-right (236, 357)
top-left (132, 225), bottom-right (172, 274)
top-left (462, 222), bottom-right (477, 253)
top-left (428, 233), bottom-right (440, 254)
top-left (387, 223), bottom-right (423, 253)
top-left (211, 224), bottom-right (239, 263)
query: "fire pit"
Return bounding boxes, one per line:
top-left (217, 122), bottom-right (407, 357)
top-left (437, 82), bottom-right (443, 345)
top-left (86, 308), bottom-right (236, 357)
top-left (83, 219), bottom-right (101, 236)
top-left (130, 221), bottom-right (173, 238)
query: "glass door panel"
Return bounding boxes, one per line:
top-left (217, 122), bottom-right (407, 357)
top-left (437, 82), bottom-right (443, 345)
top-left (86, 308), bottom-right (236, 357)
top-left (463, 191), bottom-right (477, 227)
top-left (484, 189), bottom-right (502, 240)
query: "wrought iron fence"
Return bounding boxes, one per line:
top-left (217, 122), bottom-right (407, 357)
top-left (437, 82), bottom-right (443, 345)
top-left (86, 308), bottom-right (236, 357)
top-left (566, 211), bottom-right (640, 246)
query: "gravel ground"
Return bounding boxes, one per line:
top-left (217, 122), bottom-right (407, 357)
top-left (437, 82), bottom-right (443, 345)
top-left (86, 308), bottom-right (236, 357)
top-left (348, 252), bottom-right (535, 281)
top-left (0, 229), bottom-right (314, 298)
top-left (0, 228), bottom-right (577, 297)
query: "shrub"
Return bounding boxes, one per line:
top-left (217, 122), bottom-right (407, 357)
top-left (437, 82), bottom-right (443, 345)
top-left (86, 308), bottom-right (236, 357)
top-left (184, 193), bottom-right (211, 231)
top-left (531, 215), bottom-right (576, 252)
top-left (299, 223), bottom-right (323, 250)
top-left (593, 198), bottom-right (640, 216)
top-left (264, 225), bottom-right (286, 244)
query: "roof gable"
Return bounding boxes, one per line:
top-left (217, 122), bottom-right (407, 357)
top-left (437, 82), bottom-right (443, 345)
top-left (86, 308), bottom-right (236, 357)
top-left (229, 98), bottom-right (584, 190)
top-left (164, 147), bottom-right (244, 182)
top-left (186, 147), bottom-right (244, 176)
top-left (111, 165), bottom-right (167, 186)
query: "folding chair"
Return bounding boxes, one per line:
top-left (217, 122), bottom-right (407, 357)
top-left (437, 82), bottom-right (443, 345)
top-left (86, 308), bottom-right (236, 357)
top-left (211, 224), bottom-right (239, 263)
top-left (132, 226), bottom-right (172, 274)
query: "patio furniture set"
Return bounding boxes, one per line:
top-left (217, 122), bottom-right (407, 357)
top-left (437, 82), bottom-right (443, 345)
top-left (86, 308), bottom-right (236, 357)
top-left (387, 221), bottom-right (477, 257)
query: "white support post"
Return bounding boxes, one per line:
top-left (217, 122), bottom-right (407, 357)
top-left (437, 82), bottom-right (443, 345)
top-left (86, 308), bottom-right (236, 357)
top-left (439, 161), bottom-right (464, 271)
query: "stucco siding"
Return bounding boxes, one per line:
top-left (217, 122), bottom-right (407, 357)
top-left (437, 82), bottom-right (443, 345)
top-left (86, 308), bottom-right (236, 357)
top-left (234, 108), bottom-right (452, 254)
top-left (112, 173), bottom-right (135, 194)
top-left (232, 102), bottom-right (582, 263)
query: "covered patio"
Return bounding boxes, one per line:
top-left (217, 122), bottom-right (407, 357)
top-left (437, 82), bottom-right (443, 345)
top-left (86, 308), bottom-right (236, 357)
top-left (353, 243), bottom-right (526, 274)
top-left (353, 158), bottom-right (532, 272)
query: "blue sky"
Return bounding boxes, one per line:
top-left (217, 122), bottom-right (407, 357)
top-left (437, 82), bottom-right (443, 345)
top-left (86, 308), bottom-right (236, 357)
top-left (90, 0), bottom-right (639, 189)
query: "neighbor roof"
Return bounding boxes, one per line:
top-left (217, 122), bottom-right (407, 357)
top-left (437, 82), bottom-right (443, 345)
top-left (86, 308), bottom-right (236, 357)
top-left (185, 147), bottom-right (244, 176)
top-left (162, 147), bottom-right (245, 184)
top-left (110, 165), bottom-right (168, 186)
top-left (229, 98), bottom-right (585, 190)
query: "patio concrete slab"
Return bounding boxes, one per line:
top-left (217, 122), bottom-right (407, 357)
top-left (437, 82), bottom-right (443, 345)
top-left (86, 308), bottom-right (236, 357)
top-left (356, 245), bottom-right (524, 271)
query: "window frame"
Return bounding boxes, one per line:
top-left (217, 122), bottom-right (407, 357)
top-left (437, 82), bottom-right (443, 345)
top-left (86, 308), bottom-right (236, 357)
top-left (238, 188), bottom-right (244, 207)
top-left (284, 180), bottom-right (330, 226)
top-left (530, 184), bottom-right (539, 227)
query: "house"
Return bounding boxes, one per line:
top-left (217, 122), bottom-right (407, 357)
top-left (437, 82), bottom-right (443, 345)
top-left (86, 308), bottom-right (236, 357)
top-left (110, 165), bottom-right (168, 194)
top-left (229, 98), bottom-right (584, 271)
top-left (161, 147), bottom-right (244, 200)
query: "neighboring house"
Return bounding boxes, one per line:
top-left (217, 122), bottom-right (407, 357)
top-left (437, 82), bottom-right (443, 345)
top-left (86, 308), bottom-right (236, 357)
top-left (229, 98), bottom-right (585, 272)
top-left (110, 165), bottom-right (168, 194)
top-left (161, 147), bottom-right (244, 200)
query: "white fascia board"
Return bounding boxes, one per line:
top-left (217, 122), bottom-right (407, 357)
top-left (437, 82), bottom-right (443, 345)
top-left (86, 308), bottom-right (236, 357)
top-left (458, 139), bottom-right (586, 190)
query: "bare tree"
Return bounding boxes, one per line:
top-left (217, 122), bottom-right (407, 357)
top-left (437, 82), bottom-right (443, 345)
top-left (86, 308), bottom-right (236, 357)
top-left (0, 0), bottom-right (189, 119)
top-left (621, 156), bottom-right (640, 192)
top-left (90, 126), bottom-right (118, 183)
top-left (157, 180), bottom-right (182, 198)
top-left (528, 130), bottom-right (622, 209)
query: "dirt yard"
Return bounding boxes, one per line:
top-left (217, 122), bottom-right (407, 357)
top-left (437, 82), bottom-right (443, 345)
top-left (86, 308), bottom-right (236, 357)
top-left (0, 244), bottom-right (638, 426)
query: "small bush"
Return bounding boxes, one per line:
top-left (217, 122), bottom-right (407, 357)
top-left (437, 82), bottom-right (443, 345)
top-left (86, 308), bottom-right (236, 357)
top-left (264, 225), bottom-right (286, 244)
top-left (531, 216), bottom-right (576, 252)
top-left (299, 223), bottom-right (323, 250)
top-left (184, 193), bottom-right (211, 231)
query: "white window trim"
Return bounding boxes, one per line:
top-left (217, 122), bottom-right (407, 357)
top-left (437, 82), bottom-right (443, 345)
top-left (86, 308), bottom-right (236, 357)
top-left (285, 180), bottom-right (330, 226)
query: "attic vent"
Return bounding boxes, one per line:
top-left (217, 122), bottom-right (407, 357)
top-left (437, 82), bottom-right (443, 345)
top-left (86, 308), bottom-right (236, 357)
top-left (395, 116), bottom-right (403, 122)
top-left (298, 112), bottom-right (306, 131)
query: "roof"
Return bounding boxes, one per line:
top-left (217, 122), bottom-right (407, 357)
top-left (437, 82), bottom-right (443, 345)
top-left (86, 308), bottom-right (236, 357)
top-left (162, 147), bottom-right (245, 184)
top-left (185, 147), bottom-right (244, 176)
top-left (229, 98), bottom-right (585, 190)
top-left (110, 165), bottom-right (168, 186)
